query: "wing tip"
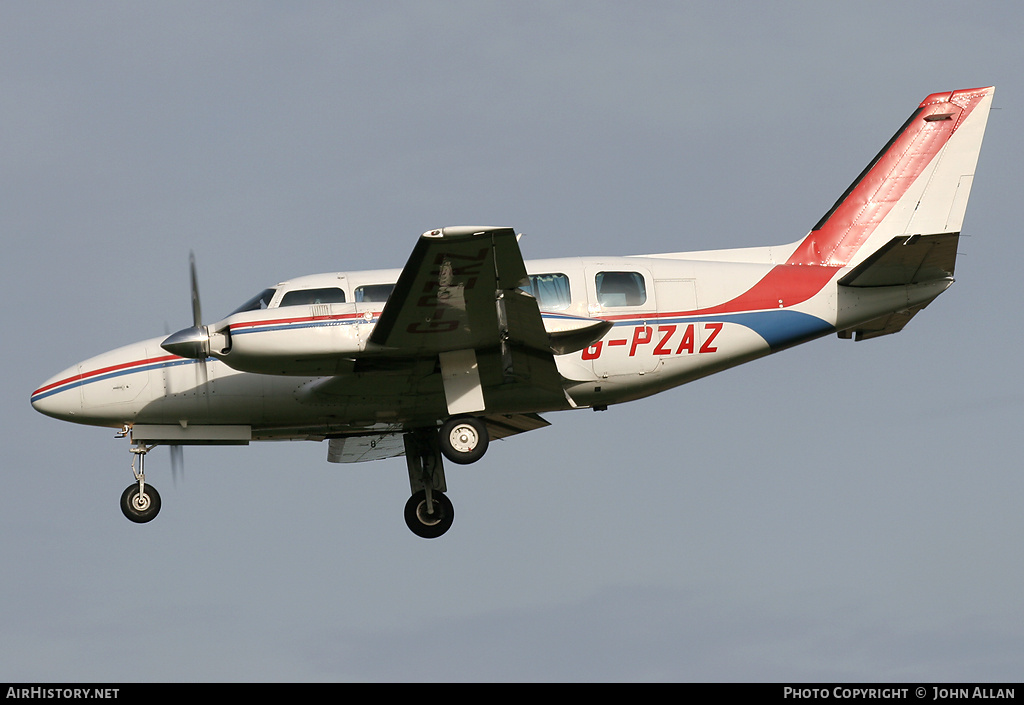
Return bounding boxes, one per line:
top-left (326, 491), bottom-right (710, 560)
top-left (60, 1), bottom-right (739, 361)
top-left (422, 226), bottom-right (515, 240)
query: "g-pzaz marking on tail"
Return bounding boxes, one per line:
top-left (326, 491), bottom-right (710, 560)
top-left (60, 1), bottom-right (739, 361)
top-left (32, 87), bottom-right (994, 537)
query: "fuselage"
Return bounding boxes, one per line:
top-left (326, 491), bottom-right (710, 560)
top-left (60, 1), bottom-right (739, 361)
top-left (30, 245), bottom-right (946, 440)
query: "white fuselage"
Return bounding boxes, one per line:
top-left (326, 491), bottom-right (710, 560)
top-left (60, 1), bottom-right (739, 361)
top-left (30, 247), bottom-right (947, 440)
top-left (32, 87), bottom-right (994, 446)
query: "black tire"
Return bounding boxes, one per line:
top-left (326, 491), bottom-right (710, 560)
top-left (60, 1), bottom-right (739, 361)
top-left (120, 483), bottom-right (161, 523)
top-left (438, 416), bottom-right (489, 465)
top-left (404, 490), bottom-right (454, 539)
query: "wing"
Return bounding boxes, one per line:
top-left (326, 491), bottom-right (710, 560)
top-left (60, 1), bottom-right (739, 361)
top-left (367, 226), bottom-right (569, 415)
top-left (369, 226), bottom-right (547, 353)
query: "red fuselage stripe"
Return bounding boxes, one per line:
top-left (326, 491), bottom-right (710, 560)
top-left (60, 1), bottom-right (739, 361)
top-left (32, 354), bottom-right (180, 397)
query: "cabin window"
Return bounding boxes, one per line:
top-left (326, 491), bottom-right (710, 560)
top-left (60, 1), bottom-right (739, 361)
top-left (520, 273), bottom-right (571, 311)
top-left (279, 287), bottom-right (347, 307)
top-left (229, 288), bottom-right (277, 315)
top-left (596, 271), bottom-right (647, 307)
top-left (355, 284), bottom-right (395, 303)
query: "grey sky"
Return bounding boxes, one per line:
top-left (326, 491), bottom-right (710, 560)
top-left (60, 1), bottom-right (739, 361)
top-left (2, 2), bottom-right (1022, 681)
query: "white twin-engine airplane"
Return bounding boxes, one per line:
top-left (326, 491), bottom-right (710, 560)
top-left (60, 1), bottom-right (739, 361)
top-left (32, 87), bottom-right (994, 538)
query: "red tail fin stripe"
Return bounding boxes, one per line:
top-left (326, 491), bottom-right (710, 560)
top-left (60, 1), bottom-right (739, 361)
top-left (786, 87), bottom-right (989, 267)
top-left (600, 88), bottom-right (992, 322)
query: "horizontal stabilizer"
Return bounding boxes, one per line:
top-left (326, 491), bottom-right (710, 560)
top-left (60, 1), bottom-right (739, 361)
top-left (838, 233), bottom-right (959, 287)
top-left (837, 301), bottom-right (932, 341)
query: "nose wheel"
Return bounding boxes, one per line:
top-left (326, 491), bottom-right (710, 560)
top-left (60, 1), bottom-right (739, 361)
top-left (119, 439), bottom-right (162, 523)
top-left (120, 482), bottom-right (161, 523)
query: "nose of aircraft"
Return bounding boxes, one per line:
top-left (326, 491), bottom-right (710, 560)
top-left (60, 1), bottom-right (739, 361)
top-left (30, 365), bottom-right (84, 422)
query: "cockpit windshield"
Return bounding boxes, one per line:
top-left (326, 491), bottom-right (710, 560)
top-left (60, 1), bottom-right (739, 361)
top-left (229, 288), bottom-right (276, 316)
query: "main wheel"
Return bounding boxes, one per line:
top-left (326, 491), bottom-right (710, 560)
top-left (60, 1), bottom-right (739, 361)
top-left (404, 490), bottom-right (454, 539)
top-left (438, 416), bottom-right (489, 465)
top-left (120, 483), bottom-right (162, 523)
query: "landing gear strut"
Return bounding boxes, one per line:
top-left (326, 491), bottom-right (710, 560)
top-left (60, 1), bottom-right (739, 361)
top-left (399, 418), bottom-right (489, 538)
top-left (120, 441), bottom-right (161, 523)
top-left (402, 428), bottom-right (453, 538)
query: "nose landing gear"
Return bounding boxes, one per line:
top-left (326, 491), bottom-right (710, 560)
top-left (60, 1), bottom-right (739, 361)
top-left (119, 440), bottom-right (162, 523)
top-left (120, 482), bottom-right (161, 523)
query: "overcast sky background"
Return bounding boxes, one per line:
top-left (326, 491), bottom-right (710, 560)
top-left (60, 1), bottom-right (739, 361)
top-left (2, 2), bottom-right (1022, 682)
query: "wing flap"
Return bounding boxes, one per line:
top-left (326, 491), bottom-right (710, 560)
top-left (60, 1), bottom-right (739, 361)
top-left (484, 412), bottom-right (551, 440)
top-left (327, 432), bottom-right (406, 463)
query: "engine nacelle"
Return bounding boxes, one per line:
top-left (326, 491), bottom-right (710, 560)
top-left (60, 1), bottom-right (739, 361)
top-left (209, 303), bottom-right (375, 376)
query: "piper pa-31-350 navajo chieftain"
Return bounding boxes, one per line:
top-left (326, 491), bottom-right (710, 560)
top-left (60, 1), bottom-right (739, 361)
top-left (32, 87), bottom-right (994, 537)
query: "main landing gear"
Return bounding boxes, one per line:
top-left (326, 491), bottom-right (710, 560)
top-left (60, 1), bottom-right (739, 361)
top-left (120, 441), bottom-right (161, 523)
top-left (438, 416), bottom-right (488, 465)
top-left (402, 417), bottom-right (489, 539)
top-left (404, 490), bottom-right (455, 539)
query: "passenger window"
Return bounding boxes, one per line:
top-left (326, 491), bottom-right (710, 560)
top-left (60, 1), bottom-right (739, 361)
top-left (355, 284), bottom-right (395, 303)
top-left (596, 271), bottom-right (647, 307)
top-left (520, 273), bottom-right (571, 311)
top-left (279, 287), bottom-right (346, 307)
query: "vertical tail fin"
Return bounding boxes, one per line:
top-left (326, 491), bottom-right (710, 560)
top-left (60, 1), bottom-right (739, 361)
top-left (788, 87), bottom-right (994, 268)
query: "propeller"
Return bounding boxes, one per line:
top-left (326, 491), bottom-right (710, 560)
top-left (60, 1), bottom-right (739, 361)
top-left (169, 444), bottom-right (184, 486)
top-left (161, 252), bottom-right (209, 360)
top-left (161, 251), bottom-right (210, 387)
top-left (161, 253), bottom-right (212, 485)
